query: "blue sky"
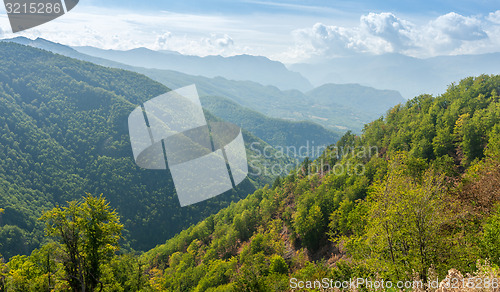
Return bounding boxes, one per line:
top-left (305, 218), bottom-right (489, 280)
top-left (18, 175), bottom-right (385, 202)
top-left (1, 0), bottom-right (499, 63)
top-left (81, 0), bottom-right (498, 16)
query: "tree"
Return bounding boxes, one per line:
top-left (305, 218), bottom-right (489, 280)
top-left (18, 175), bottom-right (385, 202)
top-left (293, 204), bottom-right (325, 251)
top-left (482, 206), bottom-right (500, 266)
top-left (40, 194), bottom-right (123, 292)
top-left (363, 153), bottom-right (448, 281)
top-left (0, 253), bottom-right (7, 291)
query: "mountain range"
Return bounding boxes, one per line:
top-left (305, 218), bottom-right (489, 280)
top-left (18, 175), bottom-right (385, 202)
top-left (291, 53), bottom-right (500, 99)
top-left (2, 37), bottom-right (406, 133)
top-left (1, 37), bottom-right (500, 291)
top-left (73, 46), bottom-right (313, 92)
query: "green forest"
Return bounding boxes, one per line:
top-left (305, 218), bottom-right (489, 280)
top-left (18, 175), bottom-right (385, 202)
top-left (0, 41), bottom-right (500, 291)
top-left (0, 42), bottom-right (292, 258)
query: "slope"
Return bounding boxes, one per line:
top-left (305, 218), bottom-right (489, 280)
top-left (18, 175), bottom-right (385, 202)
top-left (141, 75), bottom-right (500, 290)
top-left (0, 42), bottom-right (291, 257)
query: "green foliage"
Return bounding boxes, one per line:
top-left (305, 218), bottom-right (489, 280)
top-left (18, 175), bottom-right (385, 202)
top-left (363, 75), bottom-right (500, 165)
top-left (0, 42), bottom-right (288, 258)
top-left (363, 154), bottom-right (448, 280)
top-left (293, 204), bottom-right (324, 251)
top-left (40, 194), bottom-right (123, 292)
top-left (482, 206), bottom-right (500, 266)
top-left (2, 43), bottom-right (500, 290)
top-left (269, 255), bottom-right (288, 274)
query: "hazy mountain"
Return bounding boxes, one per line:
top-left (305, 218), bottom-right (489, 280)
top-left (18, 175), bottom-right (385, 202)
top-left (290, 53), bottom-right (500, 99)
top-left (2, 37), bottom-right (404, 133)
top-left (142, 67), bottom-right (405, 132)
top-left (200, 95), bottom-right (340, 157)
top-left (306, 83), bottom-right (404, 116)
top-left (72, 46), bottom-right (313, 92)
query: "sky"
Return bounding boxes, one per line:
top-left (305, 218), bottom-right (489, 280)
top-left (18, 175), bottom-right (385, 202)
top-left (0, 0), bottom-right (499, 63)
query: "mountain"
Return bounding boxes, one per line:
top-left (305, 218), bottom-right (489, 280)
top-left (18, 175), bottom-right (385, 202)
top-left (200, 95), bottom-right (340, 157)
top-left (136, 68), bottom-right (405, 132)
top-left (138, 75), bottom-right (500, 290)
top-left (1, 37), bottom-right (343, 156)
top-left (1, 52), bottom-right (499, 289)
top-left (291, 53), bottom-right (500, 99)
top-left (0, 42), bottom-right (293, 257)
top-left (2, 37), bottom-right (405, 133)
top-left (306, 83), bottom-right (404, 116)
top-left (72, 46), bottom-right (313, 92)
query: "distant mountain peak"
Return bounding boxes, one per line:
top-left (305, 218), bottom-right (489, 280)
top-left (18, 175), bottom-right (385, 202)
top-left (72, 45), bottom-right (313, 92)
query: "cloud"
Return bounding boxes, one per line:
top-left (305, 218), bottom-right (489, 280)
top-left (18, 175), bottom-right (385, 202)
top-left (360, 12), bottom-right (414, 51)
top-left (0, 7), bottom-right (246, 57)
top-left (151, 32), bottom-right (237, 56)
top-left (487, 10), bottom-right (500, 24)
top-left (430, 12), bottom-right (487, 41)
top-left (210, 34), bottom-right (234, 48)
top-left (2, 5), bottom-right (499, 63)
top-left (154, 32), bottom-right (172, 49)
top-left (419, 13), bottom-right (489, 56)
top-left (288, 12), bottom-right (413, 60)
top-left (286, 11), bottom-right (496, 61)
top-left (292, 23), bottom-right (360, 57)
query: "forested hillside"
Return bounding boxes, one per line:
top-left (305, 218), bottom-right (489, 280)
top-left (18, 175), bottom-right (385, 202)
top-left (137, 75), bottom-right (500, 290)
top-left (1, 41), bottom-right (500, 291)
top-left (0, 42), bottom-right (290, 257)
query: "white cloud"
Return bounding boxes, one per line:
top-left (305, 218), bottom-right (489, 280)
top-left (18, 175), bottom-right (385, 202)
top-left (1, 6), bottom-right (499, 63)
top-left (360, 12), bottom-right (414, 51)
top-left (0, 7), bottom-right (248, 57)
top-left (487, 10), bottom-right (500, 24)
top-left (214, 34), bottom-right (234, 48)
top-left (417, 13), bottom-right (489, 56)
top-left (202, 33), bottom-right (234, 50)
top-left (154, 32), bottom-right (172, 49)
top-left (151, 33), bottom-right (237, 56)
top-left (285, 11), bottom-right (497, 61)
top-left (292, 23), bottom-right (358, 57)
top-left (430, 12), bottom-right (486, 41)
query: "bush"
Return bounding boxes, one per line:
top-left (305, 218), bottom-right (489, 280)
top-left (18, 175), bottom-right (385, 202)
top-left (269, 255), bottom-right (288, 274)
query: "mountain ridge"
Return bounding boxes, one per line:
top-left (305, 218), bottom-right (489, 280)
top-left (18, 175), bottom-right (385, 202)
top-left (2, 37), bottom-right (406, 133)
top-left (73, 45), bottom-right (313, 92)
top-left (291, 52), bottom-right (500, 98)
